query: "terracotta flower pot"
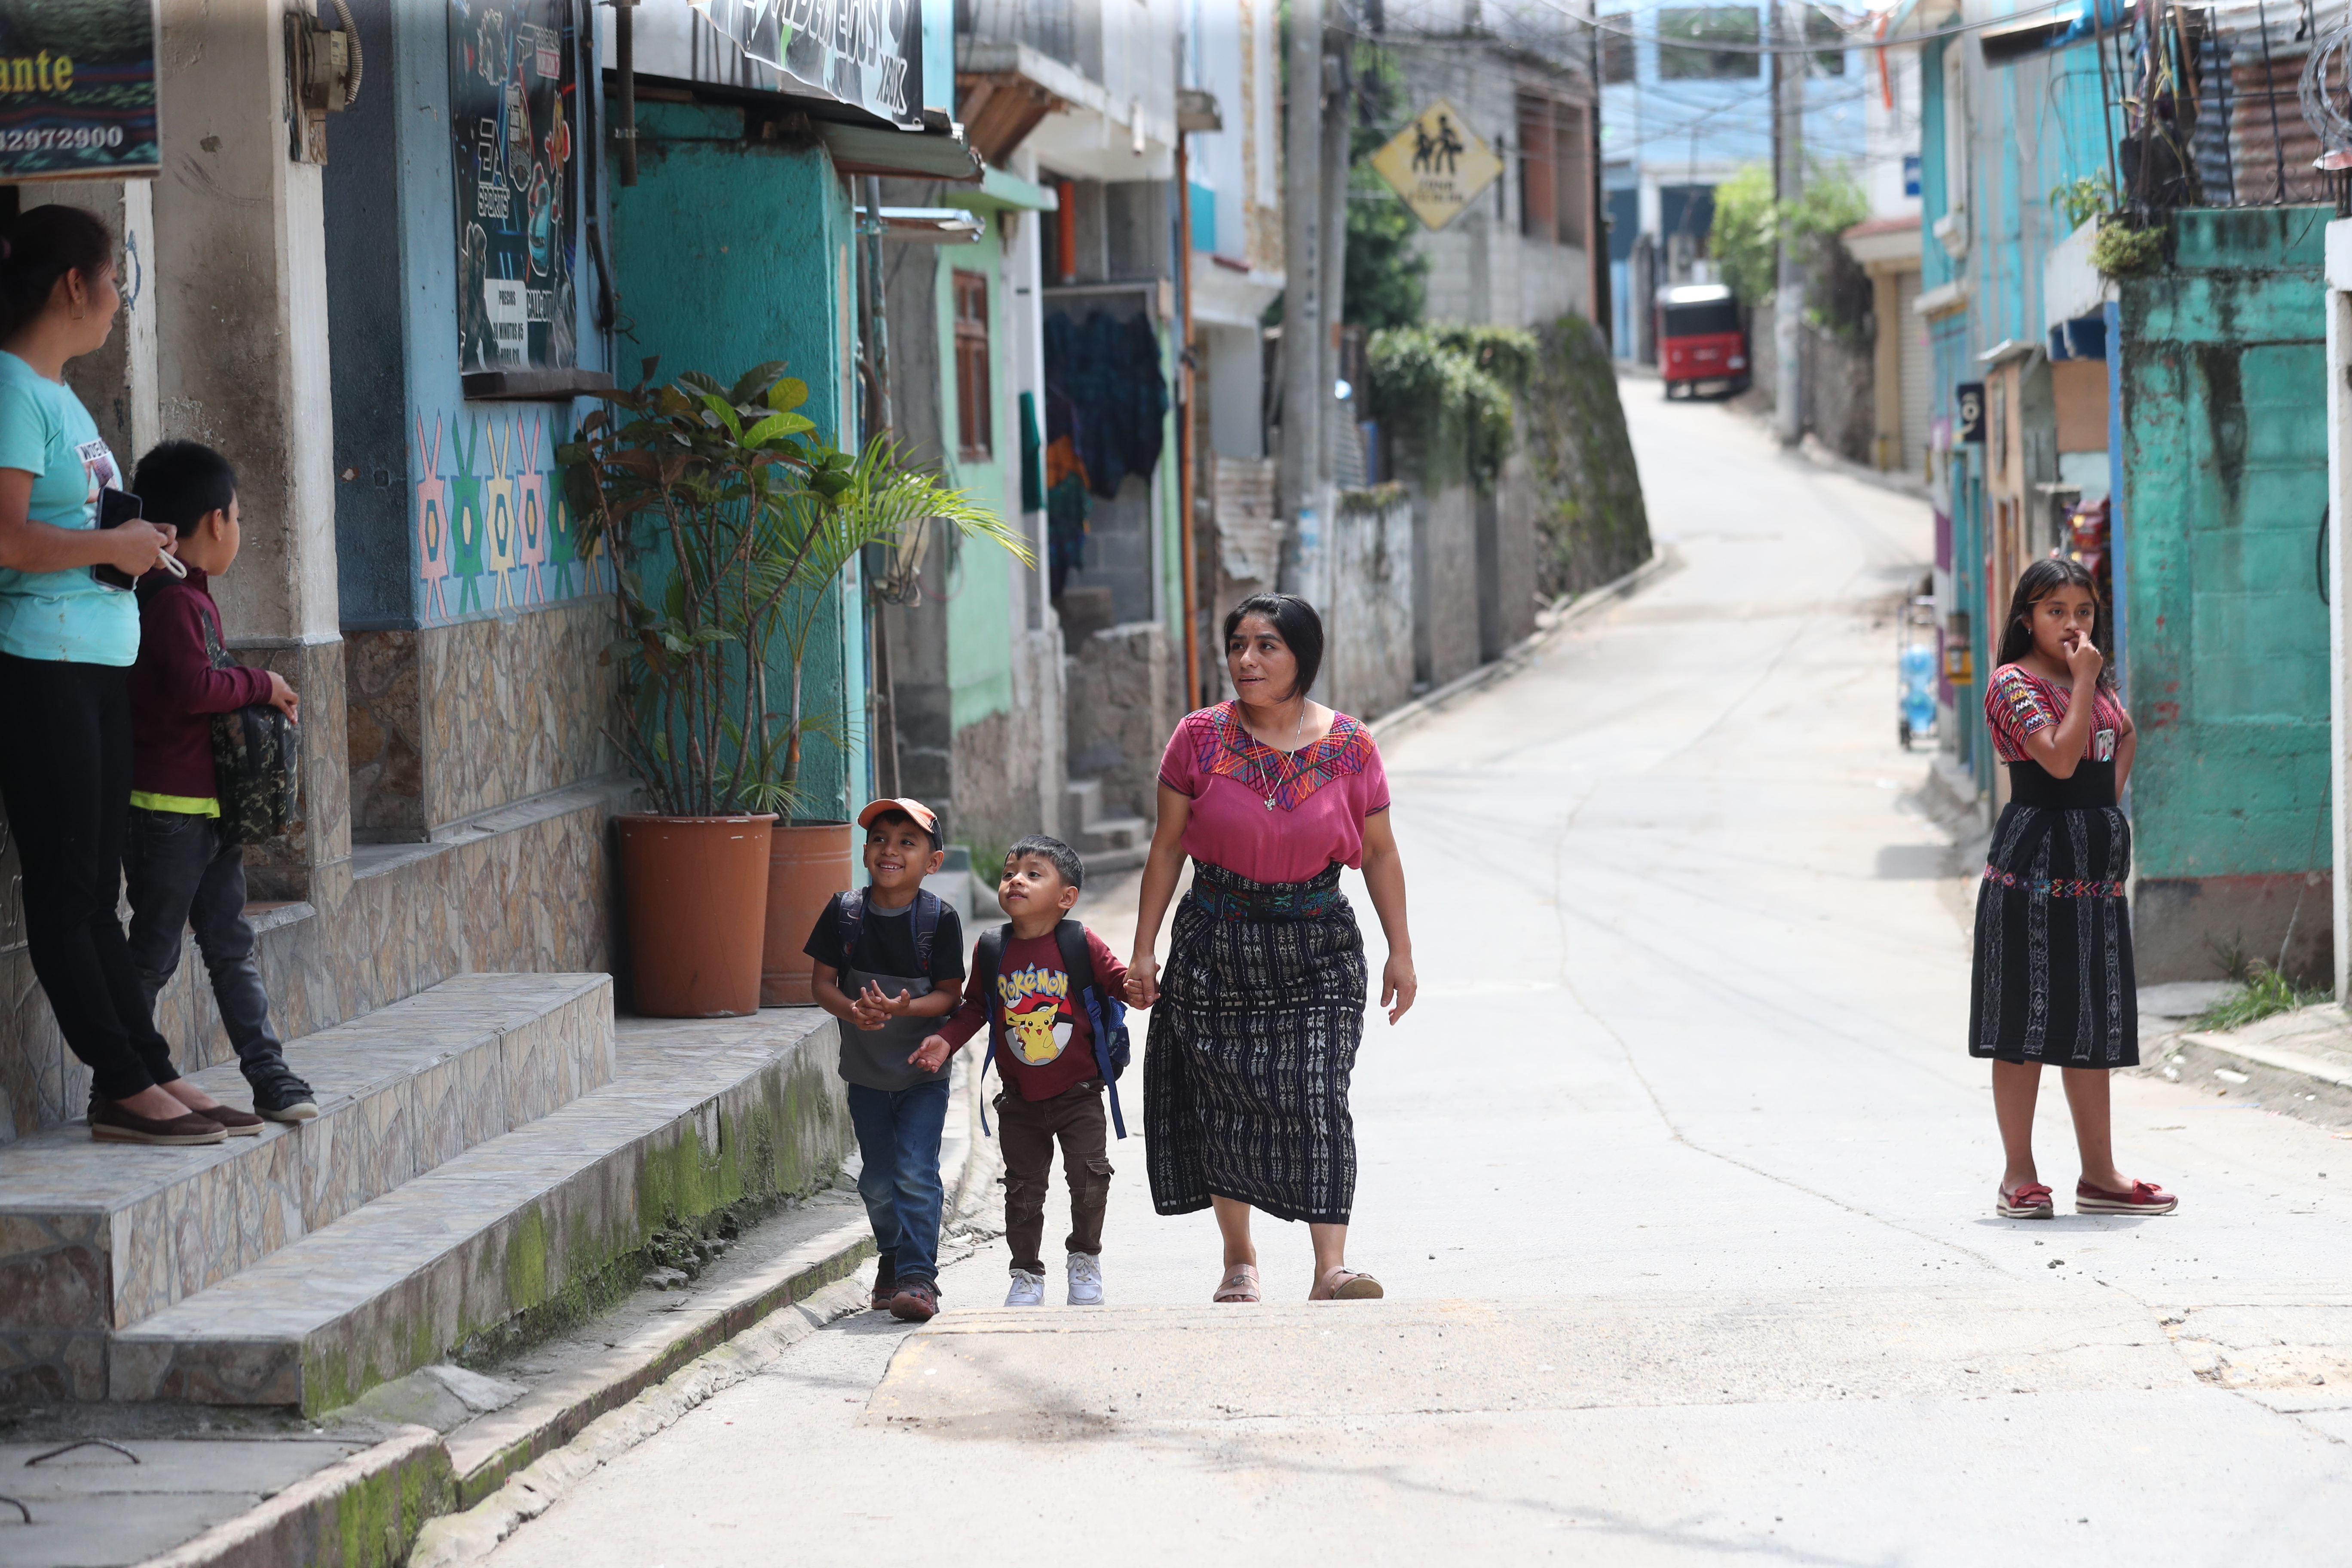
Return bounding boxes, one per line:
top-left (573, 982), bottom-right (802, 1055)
top-left (762, 820), bottom-right (854, 1006)
top-left (616, 814), bottom-right (776, 1017)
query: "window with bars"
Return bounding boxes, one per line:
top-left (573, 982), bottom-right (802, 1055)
top-left (1601, 15), bottom-right (1636, 83)
top-left (1518, 94), bottom-right (1557, 242)
top-left (953, 269), bottom-right (992, 458)
top-left (1555, 104), bottom-right (1589, 248)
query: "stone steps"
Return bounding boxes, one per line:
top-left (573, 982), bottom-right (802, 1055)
top-left (109, 1011), bottom-right (847, 1414)
top-left (0, 973), bottom-right (612, 1402)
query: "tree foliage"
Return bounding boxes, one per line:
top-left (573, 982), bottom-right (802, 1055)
top-left (1344, 43), bottom-right (1429, 331)
top-left (1365, 324), bottom-right (1538, 491)
top-left (560, 364), bottom-right (1031, 819)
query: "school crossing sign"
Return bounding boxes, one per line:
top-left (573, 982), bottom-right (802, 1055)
top-left (1369, 99), bottom-right (1503, 232)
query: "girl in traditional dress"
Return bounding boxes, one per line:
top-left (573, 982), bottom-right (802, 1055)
top-left (1974, 557), bottom-right (2176, 1219)
top-left (1126, 594), bottom-right (1418, 1302)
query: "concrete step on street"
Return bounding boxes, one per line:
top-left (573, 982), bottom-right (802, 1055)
top-left (0, 973), bottom-right (612, 1400)
top-left (109, 1011), bottom-right (844, 1414)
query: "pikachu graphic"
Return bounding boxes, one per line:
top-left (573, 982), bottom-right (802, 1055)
top-left (1004, 999), bottom-right (1074, 1066)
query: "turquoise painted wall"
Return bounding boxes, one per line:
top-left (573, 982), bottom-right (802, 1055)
top-left (935, 217), bottom-right (1017, 733)
top-left (607, 101), bottom-right (865, 820)
top-left (2116, 206), bottom-right (2332, 883)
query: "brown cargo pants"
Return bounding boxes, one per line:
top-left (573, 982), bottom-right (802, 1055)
top-left (996, 1080), bottom-right (1113, 1275)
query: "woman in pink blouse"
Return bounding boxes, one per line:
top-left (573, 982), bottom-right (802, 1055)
top-left (1972, 557), bottom-right (2174, 1220)
top-left (1127, 593), bottom-right (1417, 1303)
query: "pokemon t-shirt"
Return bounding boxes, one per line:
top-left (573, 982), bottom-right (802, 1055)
top-left (937, 925), bottom-right (1129, 1102)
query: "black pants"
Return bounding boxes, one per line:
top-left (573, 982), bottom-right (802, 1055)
top-left (124, 807), bottom-right (289, 1086)
top-left (997, 1081), bottom-right (1112, 1275)
top-left (0, 655), bottom-right (178, 1102)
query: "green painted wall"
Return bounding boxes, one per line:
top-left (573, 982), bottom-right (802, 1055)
top-left (606, 102), bottom-right (867, 818)
top-left (2117, 207), bottom-right (2332, 891)
top-left (937, 217), bottom-right (1018, 732)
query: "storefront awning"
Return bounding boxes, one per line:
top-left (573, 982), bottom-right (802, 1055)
top-left (856, 206), bottom-right (984, 243)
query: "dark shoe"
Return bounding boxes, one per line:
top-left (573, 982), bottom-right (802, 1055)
top-left (202, 1105), bottom-right (265, 1137)
top-left (888, 1279), bottom-right (939, 1322)
top-left (90, 1101), bottom-right (227, 1146)
top-left (251, 1074), bottom-right (318, 1123)
top-left (870, 1273), bottom-right (899, 1311)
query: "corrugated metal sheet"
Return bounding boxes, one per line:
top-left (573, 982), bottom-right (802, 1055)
top-left (1898, 270), bottom-right (1932, 475)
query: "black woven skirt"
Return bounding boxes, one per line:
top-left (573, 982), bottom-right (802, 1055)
top-left (1969, 760), bottom-right (2137, 1066)
top-left (1144, 860), bottom-right (1367, 1225)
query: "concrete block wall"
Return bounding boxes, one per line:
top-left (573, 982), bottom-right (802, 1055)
top-left (1324, 490), bottom-right (1418, 722)
top-left (1066, 624), bottom-right (1176, 823)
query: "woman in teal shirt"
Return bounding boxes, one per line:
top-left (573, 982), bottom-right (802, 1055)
top-left (0, 205), bottom-right (239, 1146)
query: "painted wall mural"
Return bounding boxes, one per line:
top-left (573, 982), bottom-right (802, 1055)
top-left (415, 407), bottom-right (605, 625)
top-left (451, 0), bottom-right (580, 373)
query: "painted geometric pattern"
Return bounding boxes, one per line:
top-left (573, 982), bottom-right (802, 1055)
top-left (1192, 701), bottom-right (1374, 812)
top-left (415, 407), bottom-right (607, 625)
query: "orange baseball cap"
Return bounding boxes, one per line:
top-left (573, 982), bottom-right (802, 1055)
top-left (857, 798), bottom-right (940, 840)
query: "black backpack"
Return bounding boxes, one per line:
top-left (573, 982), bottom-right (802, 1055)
top-left (833, 886), bottom-right (945, 974)
top-left (971, 919), bottom-right (1130, 1138)
top-left (196, 607), bottom-right (300, 846)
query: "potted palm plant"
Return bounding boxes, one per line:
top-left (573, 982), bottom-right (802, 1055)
top-left (562, 363), bottom-right (1029, 1014)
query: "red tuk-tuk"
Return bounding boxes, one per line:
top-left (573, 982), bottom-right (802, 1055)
top-left (1655, 283), bottom-right (1749, 399)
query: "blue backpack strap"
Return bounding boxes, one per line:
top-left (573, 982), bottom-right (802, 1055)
top-left (970, 925), bottom-right (1008, 1136)
top-left (1054, 919), bottom-right (1127, 1139)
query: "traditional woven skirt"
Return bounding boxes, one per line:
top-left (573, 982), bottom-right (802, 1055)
top-left (1145, 859), bottom-right (1367, 1225)
top-left (1969, 759), bottom-right (2137, 1066)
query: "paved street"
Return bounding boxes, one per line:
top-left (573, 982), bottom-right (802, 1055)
top-left (484, 384), bottom-right (2352, 1565)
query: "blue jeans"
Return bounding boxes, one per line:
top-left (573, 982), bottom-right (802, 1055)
top-left (846, 1078), bottom-right (950, 1286)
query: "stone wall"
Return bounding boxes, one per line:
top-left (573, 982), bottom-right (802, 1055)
top-left (949, 627), bottom-right (1069, 868)
top-left (1410, 481), bottom-right (1482, 690)
top-left (1323, 488), bottom-right (1418, 722)
top-left (1065, 624), bottom-right (1176, 823)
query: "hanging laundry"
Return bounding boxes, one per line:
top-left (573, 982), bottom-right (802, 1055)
top-left (1044, 308), bottom-right (1171, 502)
top-left (1044, 388), bottom-right (1091, 597)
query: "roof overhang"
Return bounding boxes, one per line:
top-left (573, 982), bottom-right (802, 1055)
top-left (1914, 279), bottom-right (1969, 317)
top-left (818, 120), bottom-right (983, 182)
top-left (1842, 214), bottom-right (1923, 266)
top-left (857, 207), bottom-right (985, 243)
top-left (1884, 0), bottom-right (1963, 43)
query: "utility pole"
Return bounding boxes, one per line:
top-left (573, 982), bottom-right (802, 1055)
top-left (1318, 21), bottom-right (1351, 493)
top-left (1773, 0), bottom-right (1804, 445)
top-left (1280, 0), bottom-right (1325, 583)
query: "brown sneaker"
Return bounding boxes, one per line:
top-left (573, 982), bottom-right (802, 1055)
top-left (870, 1272), bottom-right (898, 1311)
top-left (888, 1279), bottom-right (939, 1322)
top-left (91, 1101), bottom-right (227, 1146)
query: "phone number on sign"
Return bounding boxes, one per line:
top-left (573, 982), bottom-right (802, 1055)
top-left (0, 126), bottom-right (127, 153)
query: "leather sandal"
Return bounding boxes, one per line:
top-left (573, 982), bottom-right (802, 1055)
top-left (2076, 1177), bottom-right (2178, 1215)
top-left (1212, 1264), bottom-right (1261, 1303)
top-left (1996, 1181), bottom-right (2055, 1219)
top-left (1312, 1266), bottom-right (1384, 1301)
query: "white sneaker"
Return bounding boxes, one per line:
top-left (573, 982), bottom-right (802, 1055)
top-left (1066, 1252), bottom-right (1105, 1306)
top-left (1004, 1268), bottom-right (1046, 1307)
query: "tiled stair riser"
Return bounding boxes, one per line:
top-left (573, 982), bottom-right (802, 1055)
top-left (0, 975), bottom-right (612, 1398)
top-left (112, 1019), bottom-right (848, 1414)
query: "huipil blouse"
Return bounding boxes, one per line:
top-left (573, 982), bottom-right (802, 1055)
top-left (1983, 663), bottom-right (2130, 766)
top-left (1156, 701), bottom-right (1390, 885)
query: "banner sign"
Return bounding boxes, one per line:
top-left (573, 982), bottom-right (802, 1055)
top-left (0, 0), bottom-right (159, 182)
top-left (451, 0), bottom-right (580, 374)
top-left (687, 0), bottom-right (920, 127)
top-left (1955, 381), bottom-right (1986, 444)
top-left (1369, 99), bottom-right (1504, 232)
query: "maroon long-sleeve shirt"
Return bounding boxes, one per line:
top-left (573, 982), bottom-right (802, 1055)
top-left (129, 567), bottom-right (273, 804)
top-left (935, 925), bottom-right (1129, 1102)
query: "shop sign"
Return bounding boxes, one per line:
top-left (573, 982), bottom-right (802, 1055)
top-left (1955, 381), bottom-right (1986, 444)
top-left (0, 0), bottom-right (159, 182)
top-left (689, 0), bottom-right (921, 127)
top-left (451, 0), bottom-right (579, 374)
top-left (1369, 99), bottom-right (1504, 232)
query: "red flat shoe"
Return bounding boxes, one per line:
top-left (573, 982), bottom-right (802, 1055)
top-left (1996, 1181), bottom-right (2055, 1219)
top-left (2076, 1177), bottom-right (2177, 1215)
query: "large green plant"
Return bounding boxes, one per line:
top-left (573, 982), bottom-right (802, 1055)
top-left (1364, 324), bottom-right (1537, 491)
top-left (560, 363), bottom-right (1031, 820)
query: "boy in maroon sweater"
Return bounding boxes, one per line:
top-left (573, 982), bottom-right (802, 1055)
top-left (915, 835), bottom-right (1139, 1308)
top-left (123, 441), bottom-right (313, 1121)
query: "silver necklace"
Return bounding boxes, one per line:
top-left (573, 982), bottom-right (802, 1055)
top-left (1250, 701), bottom-right (1307, 812)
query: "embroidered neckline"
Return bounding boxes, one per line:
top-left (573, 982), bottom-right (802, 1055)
top-left (1194, 702), bottom-right (1371, 812)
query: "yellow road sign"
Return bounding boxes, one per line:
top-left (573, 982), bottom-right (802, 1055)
top-left (1369, 99), bottom-right (1504, 231)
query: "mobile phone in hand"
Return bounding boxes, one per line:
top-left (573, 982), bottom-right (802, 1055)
top-left (91, 488), bottom-right (182, 591)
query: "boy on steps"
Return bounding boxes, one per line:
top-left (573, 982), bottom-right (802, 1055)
top-left (122, 440), bottom-right (314, 1124)
top-left (914, 835), bottom-right (1141, 1308)
top-left (805, 798), bottom-right (966, 1323)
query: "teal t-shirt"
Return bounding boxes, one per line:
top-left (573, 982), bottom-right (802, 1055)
top-left (0, 351), bottom-right (131, 665)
